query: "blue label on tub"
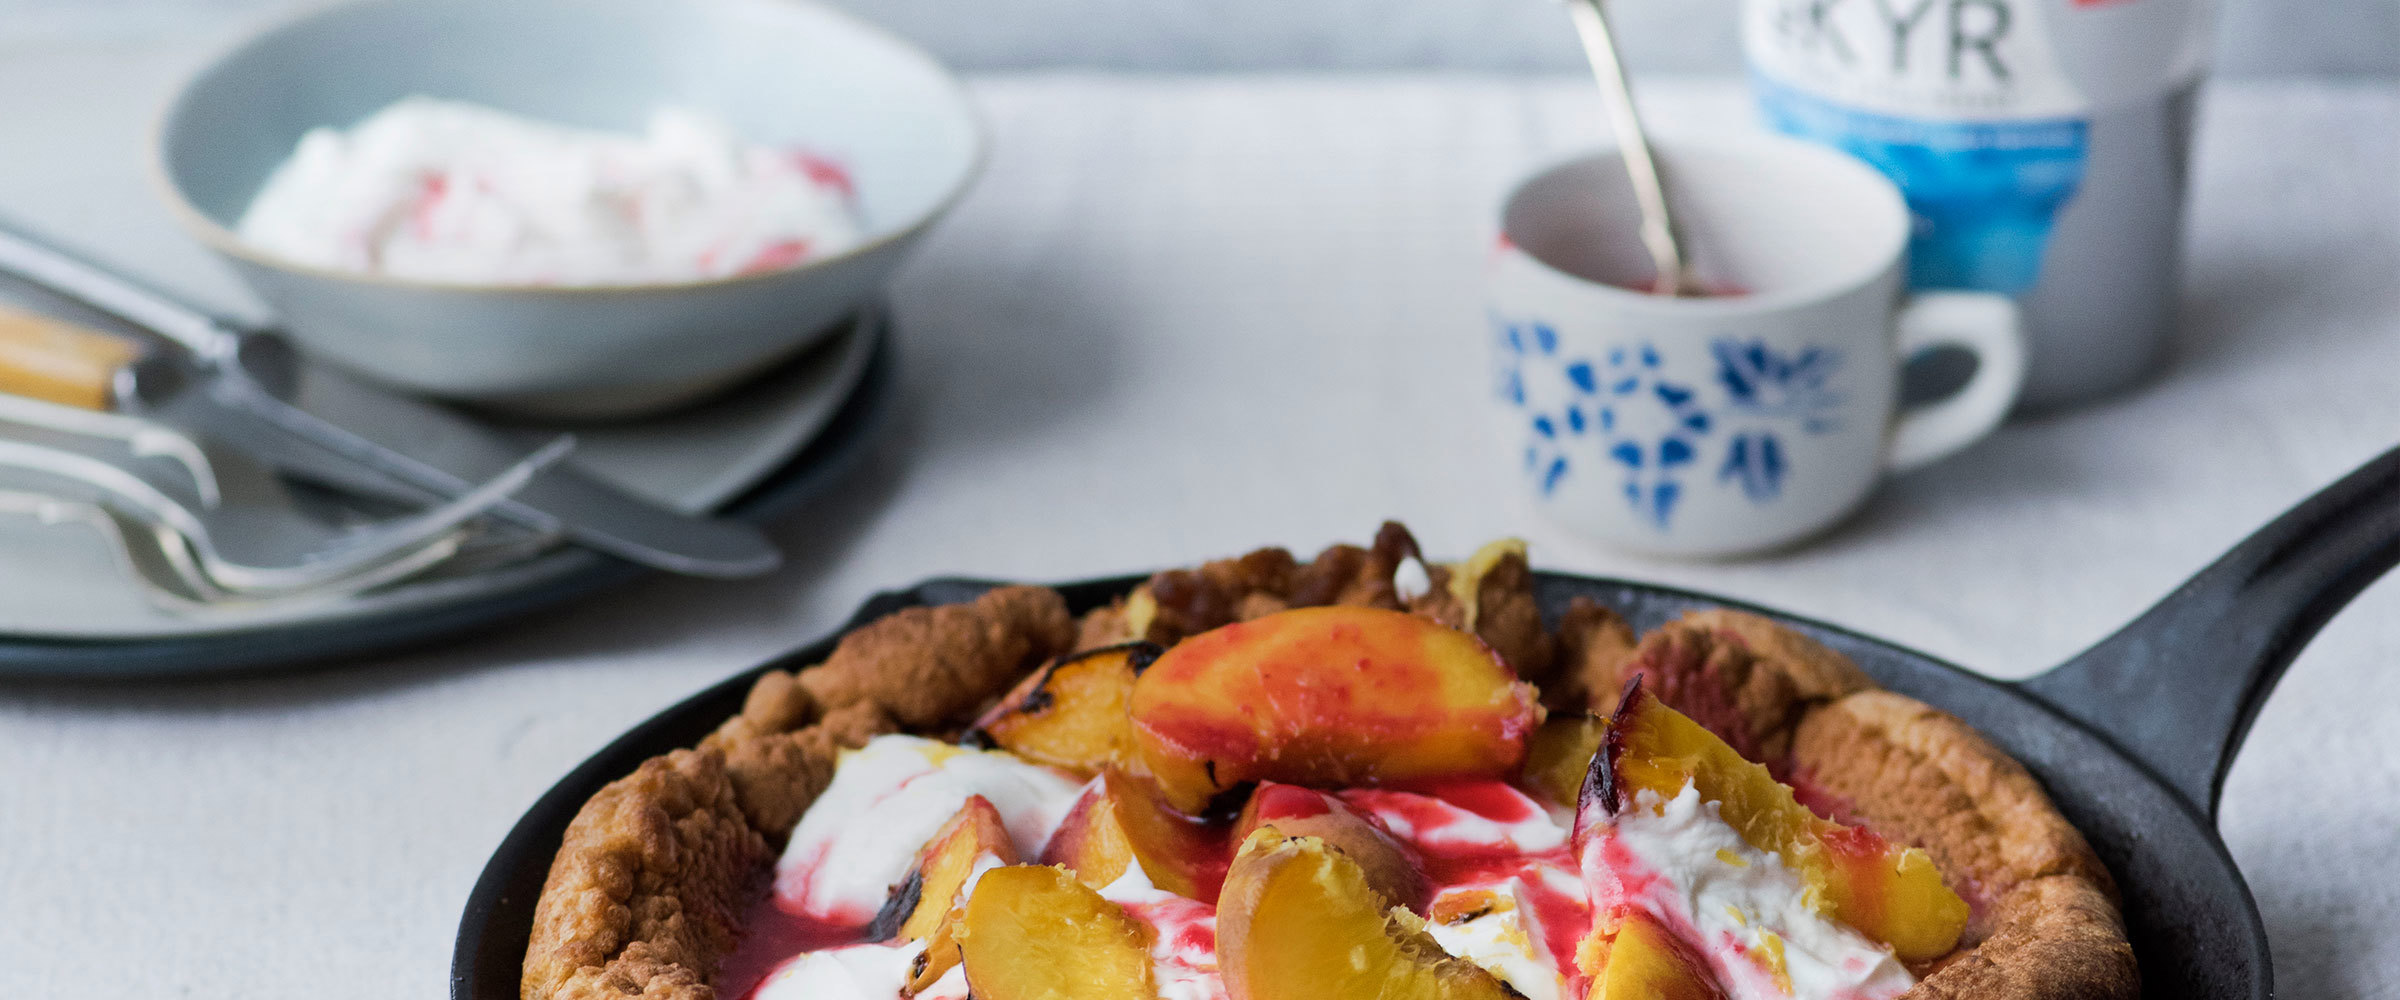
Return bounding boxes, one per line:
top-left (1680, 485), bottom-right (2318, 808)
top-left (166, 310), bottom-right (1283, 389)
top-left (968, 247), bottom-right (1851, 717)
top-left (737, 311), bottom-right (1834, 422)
top-left (1755, 76), bottom-right (2087, 296)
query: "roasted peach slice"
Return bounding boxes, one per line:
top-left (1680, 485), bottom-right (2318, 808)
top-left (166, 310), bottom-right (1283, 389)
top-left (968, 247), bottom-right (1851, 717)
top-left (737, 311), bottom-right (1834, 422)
top-left (1580, 682), bottom-right (1968, 961)
top-left (861, 796), bottom-right (1019, 992)
top-left (904, 927), bottom-right (960, 994)
top-left (1581, 910), bottom-right (1729, 1000)
top-left (1102, 769), bottom-right (1233, 902)
top-left (1219, 828), bottom-right (1515, 1000)
top-left (870, 795), bottom-right (1019, 942)
top-left (1233, 781), bottom-right (1427, 909)
top-left (957, 864), bottom-right (1156, 1000)
top-left (1128, 606), bottom-right (1542, 812)
top-left (1523, 713), bottom-right (1608, 808)
top-left (1038, 781), bottom-right (1139, 888)
top-left (1039, 770), bottom-right (1232, 902)
top-left (970, 642), bottom-right (1160, 775)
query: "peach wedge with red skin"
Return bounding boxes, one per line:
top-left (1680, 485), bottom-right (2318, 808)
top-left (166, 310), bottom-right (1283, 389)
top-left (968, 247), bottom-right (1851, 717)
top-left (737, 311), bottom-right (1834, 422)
top-left (1578, 681), bottom-right (1970, 961)
top-left (957, 865), bottom-right (1156, 1000)
top-left (1523, 713), bottom-right (1609, 809)
top-left (1128, 606), bottom-right (1543, 812)
top-left (1233, 781), bottom-right (1428, 910)
top-left (870, 795), bottom-right (1018, 943)
top-left (971, 642), bottom-right (1160, 775)
top-left (866, 795), bottom-right (1019, 992)
top-left (1218, 829), bottom-right (1515, 1000)
top-left (1582, 910), bottom-right (1730, 1000)
top-left (1041, 769), bottom-right (1234, 902)
top-left (1037, 779), bottom-right (1139, 889)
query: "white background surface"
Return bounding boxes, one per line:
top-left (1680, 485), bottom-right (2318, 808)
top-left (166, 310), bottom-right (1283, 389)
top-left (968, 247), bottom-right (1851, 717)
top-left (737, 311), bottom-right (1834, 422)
top-left (2, 30), bottom-right (2399, 1000)
top-left (4, 0), bottom-right (2399, 75)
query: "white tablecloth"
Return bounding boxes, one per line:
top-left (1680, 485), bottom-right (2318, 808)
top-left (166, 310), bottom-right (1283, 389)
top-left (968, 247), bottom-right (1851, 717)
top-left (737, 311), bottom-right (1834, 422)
top-left (1, 41), bottom-right (2395, 999)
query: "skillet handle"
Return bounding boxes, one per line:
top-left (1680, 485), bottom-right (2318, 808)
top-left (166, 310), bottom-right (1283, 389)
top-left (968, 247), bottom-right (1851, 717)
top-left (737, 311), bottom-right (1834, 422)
top-left (2021, 444), bottom-right (2400, 819)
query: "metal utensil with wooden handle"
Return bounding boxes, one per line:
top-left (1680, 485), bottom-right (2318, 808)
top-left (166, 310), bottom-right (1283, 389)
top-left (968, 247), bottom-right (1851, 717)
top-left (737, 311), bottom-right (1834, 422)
top-left (0, 219), bottom-right (781, 578)
top-left (0, 305), bottom-right (142, 411)
top-left (0, 305), bottom-right (585, 598)
top-left (0, 302), bottom-right (418, 503)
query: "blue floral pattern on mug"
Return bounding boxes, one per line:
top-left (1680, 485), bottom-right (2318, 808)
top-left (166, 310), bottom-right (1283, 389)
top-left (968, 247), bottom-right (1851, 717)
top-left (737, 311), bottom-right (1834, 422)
top-left (1494, 316), bottom-right (1576, 497)
top-left (1711, 338), bottom-right (1844, 502)
top-left (1589, 343), bottom-right (1710, 527)
top-left (1494, 314), bottom-right (1844, 531)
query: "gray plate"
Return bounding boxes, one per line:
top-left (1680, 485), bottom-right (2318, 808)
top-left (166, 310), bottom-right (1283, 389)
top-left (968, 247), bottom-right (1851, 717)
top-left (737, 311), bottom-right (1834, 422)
top-left (0, 310), bottom-right (894, 678)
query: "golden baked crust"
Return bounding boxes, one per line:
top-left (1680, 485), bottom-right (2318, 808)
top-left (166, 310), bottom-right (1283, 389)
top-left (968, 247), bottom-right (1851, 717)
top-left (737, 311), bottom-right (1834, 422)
top-left (522, 748), bottom-right (767, 1000)
top-left (1789, 692), bottom-right (2119, 938)
top-left (1547, 596), bottom-right (1639, 713)
top-left (1623, 627), bottom-right (2131, 1000)
top-left (523, 586), bottom-right (1074, 1000)
top-left (1094, 523), bottom-right (1558, 683)
top-left (1406, 541), bottom-right (1558, 688)
top-left (1907, 876), bottom-right (2137, 1000)
top-left (1106, 521), bottom-right (1425, 649)
top-left (703, 700), bottom-right (894, 841)
top-left (520, 533), bottom-right (2133, 1000)
top-left (792, 584), bottom-right (1076, 729)
top-left (1683, 608), bottom-right (1878, 705)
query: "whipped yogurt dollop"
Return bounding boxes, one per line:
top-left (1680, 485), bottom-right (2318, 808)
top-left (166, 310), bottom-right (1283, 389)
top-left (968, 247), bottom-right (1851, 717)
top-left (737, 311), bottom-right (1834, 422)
top-left (1585, 783), bottom-right (1917, 1000)
top-left (1100, 866), bottom-right (1228, 1000)
top-left (1346, 782), bottom-right (1587, 1000)
top-left (1425, 877), bottom-right (1571, 1000)
top-left (774, 735), bottom-right (1083, 923)
top-left (234, 96), bottom-right (863, 286)
top-left (750, 941), bottom-right (932, 1000)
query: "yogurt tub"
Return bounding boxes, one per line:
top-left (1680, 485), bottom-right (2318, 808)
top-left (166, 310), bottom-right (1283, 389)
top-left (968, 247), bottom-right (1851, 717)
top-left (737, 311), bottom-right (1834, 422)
top-left (235, 97), bottom-right (866, 287)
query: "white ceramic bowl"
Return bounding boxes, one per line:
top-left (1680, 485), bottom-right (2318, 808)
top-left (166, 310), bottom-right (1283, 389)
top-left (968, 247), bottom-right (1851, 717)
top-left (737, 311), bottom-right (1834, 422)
top-left (153, 0), bottom-right (981, 418)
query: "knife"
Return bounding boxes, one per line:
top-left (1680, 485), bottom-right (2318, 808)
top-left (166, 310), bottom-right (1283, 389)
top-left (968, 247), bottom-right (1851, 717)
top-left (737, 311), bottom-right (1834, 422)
top-left (0, 221), bottom-right (781, 579)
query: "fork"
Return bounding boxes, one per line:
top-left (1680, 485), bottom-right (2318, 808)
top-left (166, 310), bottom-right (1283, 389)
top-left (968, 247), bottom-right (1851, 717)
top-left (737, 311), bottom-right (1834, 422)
top-left (0, 416), bottom-right (570, 598)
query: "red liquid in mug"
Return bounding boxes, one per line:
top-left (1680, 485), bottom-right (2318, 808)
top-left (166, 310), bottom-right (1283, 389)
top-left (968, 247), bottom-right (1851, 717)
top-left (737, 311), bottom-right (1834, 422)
top-left (1530, 240), bottom-right (1749, 299)
top-left (1609, 277), bottom-right (1749, 298)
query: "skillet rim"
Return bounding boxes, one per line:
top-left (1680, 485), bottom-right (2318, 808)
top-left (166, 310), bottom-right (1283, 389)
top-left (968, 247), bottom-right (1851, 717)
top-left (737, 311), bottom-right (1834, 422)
top-left (451, 569), bottom-right (2269, 1000)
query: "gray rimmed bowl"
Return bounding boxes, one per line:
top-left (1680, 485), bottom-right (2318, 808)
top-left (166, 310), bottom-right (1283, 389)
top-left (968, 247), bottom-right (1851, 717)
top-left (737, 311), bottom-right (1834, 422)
top-left (154, 0), bottom-right (981, 419)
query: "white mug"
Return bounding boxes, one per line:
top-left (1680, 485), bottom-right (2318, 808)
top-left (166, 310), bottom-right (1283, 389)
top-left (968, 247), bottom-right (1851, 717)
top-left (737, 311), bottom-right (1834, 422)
top-left (1488, 131), bottom-right (2025, 557)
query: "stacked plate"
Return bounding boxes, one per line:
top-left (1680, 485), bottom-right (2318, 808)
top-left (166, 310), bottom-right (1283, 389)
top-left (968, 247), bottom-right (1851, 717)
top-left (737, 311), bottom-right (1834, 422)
top-left (0, 308), bottom-right (895, 678)
top-left (0, 0), bottom-right (979, 677)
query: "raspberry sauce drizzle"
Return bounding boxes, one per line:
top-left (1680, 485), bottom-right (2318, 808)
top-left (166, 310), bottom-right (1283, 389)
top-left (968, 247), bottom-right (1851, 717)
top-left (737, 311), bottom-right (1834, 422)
top-left (1340, 779), bottom-right (1593, 973)
top-left (719, 894), bottom-right (869, 1000)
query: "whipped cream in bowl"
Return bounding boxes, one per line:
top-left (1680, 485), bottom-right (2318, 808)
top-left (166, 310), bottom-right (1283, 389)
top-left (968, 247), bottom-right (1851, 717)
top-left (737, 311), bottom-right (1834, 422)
top-left (234, 97), bottom-right (865, 287)
top-left (152, 0), bottom-right (983, 417)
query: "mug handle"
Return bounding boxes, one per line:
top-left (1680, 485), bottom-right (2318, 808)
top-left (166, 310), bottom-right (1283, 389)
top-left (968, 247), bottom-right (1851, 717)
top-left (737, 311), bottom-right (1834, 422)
top-left (1887, 290), bottom-right (2026, 471)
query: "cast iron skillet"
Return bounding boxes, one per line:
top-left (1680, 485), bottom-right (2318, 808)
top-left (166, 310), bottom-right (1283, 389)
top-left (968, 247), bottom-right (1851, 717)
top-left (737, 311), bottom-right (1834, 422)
top-left (455, 445), bottom-right (2400, 1000)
